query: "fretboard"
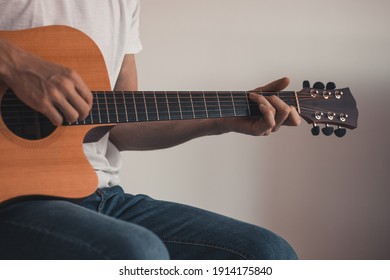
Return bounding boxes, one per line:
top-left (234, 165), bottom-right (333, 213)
top-left (65, 91), bottom-right (298, 126)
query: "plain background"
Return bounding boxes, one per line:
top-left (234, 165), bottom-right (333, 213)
top-left (119, 0), bottom-right (390, 259)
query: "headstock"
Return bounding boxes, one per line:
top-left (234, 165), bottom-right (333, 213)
top-left (297, 81), bottom-right (358, 137)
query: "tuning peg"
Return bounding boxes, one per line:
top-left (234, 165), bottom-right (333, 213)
top-left (334, 126), bottom-right (347, 138)
top-left (311, 124), bottom-right (320, 136)
top-left (313, 81), bottom-right (325, 90)
top-left (326, 82), bottom-right (336, 90)
top-left (302, 80), bottom-right (310, 88)
top-left (322, 124), bottom-right (334, 136)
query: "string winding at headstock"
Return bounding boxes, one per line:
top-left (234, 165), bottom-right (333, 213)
top-left (297, 80), bottom-right (358, 137)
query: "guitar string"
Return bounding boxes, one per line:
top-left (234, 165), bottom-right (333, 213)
top-left (0, 95), bottom-right (333, 110)
top-left (2, 105), bottom-right (332, 126)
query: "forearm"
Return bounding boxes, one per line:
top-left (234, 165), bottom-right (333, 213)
top-left (109, 118), bottom-right (229, 151)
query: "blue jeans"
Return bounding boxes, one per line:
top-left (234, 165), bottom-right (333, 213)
top-left (0, 186), bottom-right (297, 259)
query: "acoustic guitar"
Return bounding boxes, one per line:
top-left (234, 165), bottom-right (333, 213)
top-left (0, 26), bottom-right (358, 203)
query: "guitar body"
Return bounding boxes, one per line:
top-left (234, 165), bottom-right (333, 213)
top-left (0, 26), bottom-right (111, 202)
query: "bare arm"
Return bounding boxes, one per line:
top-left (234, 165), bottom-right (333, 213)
top-left (109, 55), bottom-right (301, 151)
top-left (0, 37), bottom-right (92, 126)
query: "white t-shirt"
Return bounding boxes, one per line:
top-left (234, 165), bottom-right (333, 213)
top-left (0, 0), bottom-right (143, 187)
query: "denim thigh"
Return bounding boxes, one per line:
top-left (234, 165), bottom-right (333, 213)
top-left (83, 186), bottom-right (298, 260)
top-left (0, 196), bottom-right (168, 260)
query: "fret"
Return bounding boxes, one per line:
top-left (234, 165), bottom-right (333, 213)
top-left (293, 91), bottom-right (301, 113)
top-left (133, 91), bottom-right (147, 121)
top-left (112, 92), bottom-right (120, 123)
top-left (96, 92), bottom-right (108, 123)
top-left (103, 91), bottom-right (110, 123)
top-left (131, 91), bottom-right (139, 122)
top-left (176, 91), bottom-right (183, 119)
top-left (165, 92), bottom-right (171, 120)
top-left (189, 92), bottom-right (195, 118)
top-left (124, 91), bottom-right (137, 122)
top-left (232, 92), bottom-right (250, 117)
top-left (230, 91), bottom-right (237, 117)
top-left (217, 91), bottom-right (235, 117)
top-left (178, 91), bottom-right (194, 120)
top-left (95, 92), bottom-right (102, 123)
top-left (204, 91), bottom-right (220, 118)
top-left (155, 91), bottom-right (169, 121)
top-left (166, 92), bottom-right (181, 120)
top-left (216, 92), bottom-right (222, 117)
top-left (191, 91), bottom-right (207, 119)
top-left (89, 93), bottom-right (96, 124)
top-left (153, 91), bottom-right (160, 121)
top-left (122, 91), bottom-right (129, 122)
top-left (202, 91), bottom-right (209, 118)
top-left (114, 91), bottom-right (127, 123)
top-left (142, 91), bottom-right (149, 121)
top-left (245, 93), bottom-right (251, 116)
top-left (105, 91), bottom-right (117, 123)
top-left (144, 91), bottom-right (158, 121)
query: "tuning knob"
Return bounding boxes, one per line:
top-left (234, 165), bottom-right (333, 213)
top-left (334, 126), bottom-right (347, 138)
top-left (303, 80), bottom-right (311, 88)
top-left (326, 82), bottom-right (336, 90)
top-left (322, 124), bottom-right (334, 136)
top-left (313, 81), bottom-right (325, 90)
top-left (311, 124), bottom-right (320, 136)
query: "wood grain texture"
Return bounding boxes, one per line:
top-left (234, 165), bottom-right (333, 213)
top-left (0, 26), bottom-right (111, 202)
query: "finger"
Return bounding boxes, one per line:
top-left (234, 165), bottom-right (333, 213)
top-left (54, 80), bottom-right (91, 121)
top-left (253, 77), bottom-right (290, 92)
top-left (72, 72), bottom-right (93, 108)
top-left (39, 102), bottom-right (64, 126)
top-left (53, 96), bottom-right (81, 123)
top-left (249, 93), bottom-right (276, 134)
top-left (266, 95), bottom-right (292, 132)
top-left (284, 106), bottom-right (302, 126)
top-left (65, 89), bottom-right (91, 120)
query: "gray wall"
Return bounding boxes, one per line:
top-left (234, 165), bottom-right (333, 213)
top-left (120, 0), bottom-right (390, 259)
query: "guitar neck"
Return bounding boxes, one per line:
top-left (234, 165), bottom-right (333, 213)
top-left (68, 91), bottom-right (299, 126)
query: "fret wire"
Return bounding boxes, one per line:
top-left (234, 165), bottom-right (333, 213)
top-left (245, 94), bottom-right (251, 116)
top-left (96, 92), bottom-right (102, 123)
top-left (153, 91), bottom-right (160, 121)
top-left (104, 91), bottom-right (110, 123)
top-left (165, 91), bottom-right (171, 120)
top-left (177, 91), bottom-right (183, 119)
top-left (216, 91), bottom-right (222, 117)
top-left (189, 91), bottom-right (195, 119)
top-left (143, 91), bottom-right (149, 121)
top-left (122, 91), bottom-right (129, 122)
top-left (132, 92), bottom-right (139, 122)
top-left (155, 91), bottom-right (169, 121)
top-left (113, 90), bottom-right (119, 123)
top-left (202, 91), bottom-right (209, 118)
top-left (230, 91), bottom-right (237, 117)
top-left (89, 95), bottom-right (94, 124)
top-left (294, 91), bottom-right (301, 113)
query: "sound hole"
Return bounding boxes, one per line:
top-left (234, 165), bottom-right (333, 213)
top-left (1, 89), bottom-right (56, 140)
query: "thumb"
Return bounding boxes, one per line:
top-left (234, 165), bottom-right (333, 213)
top-left (252, 77), bottom-right (290, 92)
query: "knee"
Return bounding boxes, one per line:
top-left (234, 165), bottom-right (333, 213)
top-left (247, 228), bottom-right (298, 260)
top-left (105, 227), bottom-right (169, 260)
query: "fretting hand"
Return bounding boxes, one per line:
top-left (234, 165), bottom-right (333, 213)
top-left (220, 77), bottom-right (301, 136)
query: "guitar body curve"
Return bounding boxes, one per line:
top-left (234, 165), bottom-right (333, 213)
top-left (0, 25), bottom-right (111, 202)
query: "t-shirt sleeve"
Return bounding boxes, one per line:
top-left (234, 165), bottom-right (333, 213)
top-left (125, 0), bottom-right (142, 54)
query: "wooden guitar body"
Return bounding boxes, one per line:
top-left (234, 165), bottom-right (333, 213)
top-left (0, 26), bottom-right (110, 202)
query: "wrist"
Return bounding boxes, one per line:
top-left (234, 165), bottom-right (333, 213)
top-left (0, 39), bottom-right (22, 85)
top-left (205, 118), bottom-right (235, 136)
